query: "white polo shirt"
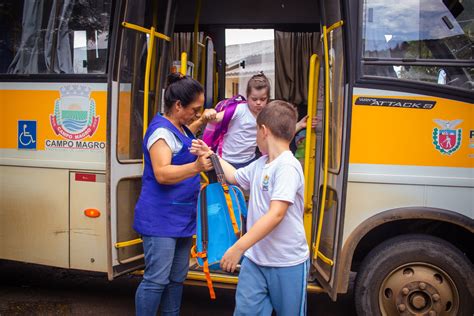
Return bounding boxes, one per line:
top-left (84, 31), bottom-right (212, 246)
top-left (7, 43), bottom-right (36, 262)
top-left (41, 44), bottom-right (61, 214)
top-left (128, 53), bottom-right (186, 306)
top-left (235, 151), bottom-right (309, 267)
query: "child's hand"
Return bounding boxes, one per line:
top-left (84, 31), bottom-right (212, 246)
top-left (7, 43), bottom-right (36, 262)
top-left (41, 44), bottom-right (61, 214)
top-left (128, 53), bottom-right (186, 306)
top-left (296, 115), bottom-right (321, 132)
top-left (190, 139), bottom-right (212, 156)
top-left (201, 109), bottom-right (217, 124)
top-left (220, 244), bottom-right (244, 273)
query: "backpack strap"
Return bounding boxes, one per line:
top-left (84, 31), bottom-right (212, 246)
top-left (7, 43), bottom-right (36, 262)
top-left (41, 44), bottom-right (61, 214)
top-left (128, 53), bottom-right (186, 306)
top-left (222, 183), bottom-right (240, 238)
top-left (190, 184), bottom-right (216, 299)
top-left (230, 185), bottom-right (247, 234)
top-left (210, 154), bottom-right (240, 238)
top-left (213, 95), bottom-right (246, 156)
top-left (190, 247), bottom-right (216, 300)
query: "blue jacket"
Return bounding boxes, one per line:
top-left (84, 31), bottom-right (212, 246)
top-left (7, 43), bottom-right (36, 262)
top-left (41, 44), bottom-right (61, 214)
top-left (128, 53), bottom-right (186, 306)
top-left (133, 115), bottom-right (200, 237)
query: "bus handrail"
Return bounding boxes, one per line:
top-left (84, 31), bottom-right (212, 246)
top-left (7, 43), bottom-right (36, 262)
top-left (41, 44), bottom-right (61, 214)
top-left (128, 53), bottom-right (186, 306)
top-left (115, 238), bottom-right (142, 248)
top-left (181, 52), bottom-right (188, 75)
top-left (193, 0), bottom-right (202, 80)
top-left (122, 22), bottom-right (171, 42)
top-left (303, 54), bottom-right (319, 213)
top-left (121, 21), bottom-right (171, 144)
top-left (313, 20), bottom-right (344, 267)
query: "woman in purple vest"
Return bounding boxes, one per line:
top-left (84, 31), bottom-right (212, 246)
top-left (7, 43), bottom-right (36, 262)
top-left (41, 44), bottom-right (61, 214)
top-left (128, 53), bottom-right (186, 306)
top-left (134, 73), bottom-right (213, 316)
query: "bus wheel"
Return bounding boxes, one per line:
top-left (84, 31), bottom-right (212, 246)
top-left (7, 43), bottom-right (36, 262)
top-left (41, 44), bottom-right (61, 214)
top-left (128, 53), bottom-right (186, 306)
top-left (354, 234), bottom-right (473, 316)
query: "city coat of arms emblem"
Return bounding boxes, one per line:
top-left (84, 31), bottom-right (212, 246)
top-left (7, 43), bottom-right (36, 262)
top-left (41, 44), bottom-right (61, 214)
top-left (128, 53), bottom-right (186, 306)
top-left (432, 119), bottom-right (463, 155)
top-left (50, 85), bottom-right (100, 140)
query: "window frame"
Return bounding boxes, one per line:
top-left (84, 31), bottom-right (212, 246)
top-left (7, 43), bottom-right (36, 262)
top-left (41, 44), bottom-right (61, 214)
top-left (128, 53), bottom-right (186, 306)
top-left (355, 0), bottom-right (474, 101)
top-left (114, 0), bottom-right (173, 164)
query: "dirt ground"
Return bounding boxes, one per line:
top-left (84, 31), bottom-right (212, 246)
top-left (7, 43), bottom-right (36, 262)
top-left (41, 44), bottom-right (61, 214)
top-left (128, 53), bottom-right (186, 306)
top-left (0, 260), bottom-right (356, 315)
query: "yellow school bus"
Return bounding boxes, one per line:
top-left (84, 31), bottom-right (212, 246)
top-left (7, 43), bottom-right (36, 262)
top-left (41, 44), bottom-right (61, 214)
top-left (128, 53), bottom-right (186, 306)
top-left (1, 0), bottom-right (472, 314)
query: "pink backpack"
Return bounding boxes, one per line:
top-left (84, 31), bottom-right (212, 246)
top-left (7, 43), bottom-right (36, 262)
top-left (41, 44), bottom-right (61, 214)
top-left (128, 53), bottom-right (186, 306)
top-left (202, 95), bottom-right (246, 156)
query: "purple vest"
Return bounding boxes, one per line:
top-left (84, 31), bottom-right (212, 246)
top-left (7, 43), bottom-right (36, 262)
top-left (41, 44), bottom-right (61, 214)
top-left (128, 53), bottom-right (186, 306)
top-left (133, 115), bottom-right (200, 237)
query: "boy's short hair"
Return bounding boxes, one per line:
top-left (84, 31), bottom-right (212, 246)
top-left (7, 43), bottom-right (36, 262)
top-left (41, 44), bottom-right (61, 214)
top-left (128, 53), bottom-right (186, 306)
top-left (257, 100), bottom-right (297, 142)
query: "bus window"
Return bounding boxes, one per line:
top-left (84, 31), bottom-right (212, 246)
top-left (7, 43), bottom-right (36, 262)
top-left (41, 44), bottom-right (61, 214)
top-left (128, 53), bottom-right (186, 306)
top-left (361, 0), bottom-right (474, 91)
top-left (316, 187), bottom-right (338, 279)
top-left (117, 0), bottom-right (170, 161)
top-left (328, 27), bottom-right (345, 174)
top-left (323, 0), bottom-right (342, 26)
top-left (0, 0), bottom-right (111, 75)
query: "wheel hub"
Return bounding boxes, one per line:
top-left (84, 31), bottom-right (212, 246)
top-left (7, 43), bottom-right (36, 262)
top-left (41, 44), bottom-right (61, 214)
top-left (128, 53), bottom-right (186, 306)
top-left (379, 263), bottom-right (459, 315)
top-left (409, 291), bottom-right (429, 310)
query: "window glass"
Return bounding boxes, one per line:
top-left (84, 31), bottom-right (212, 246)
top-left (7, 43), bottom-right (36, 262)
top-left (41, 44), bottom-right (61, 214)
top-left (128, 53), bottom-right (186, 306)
top-left (117, 178), bottom-right (142, 262)
top-left (225, 29), bottom-right (275, 98)
top-left (328, 28), bottom-right (345, 173)
top-left (323, 0), bottom-right (342, 26)
top-left (0, 0), bottom-right (111, 75)
top-left (316, 187), bottom-right (338, 281)
top-left (117, 0), bottom-right (169, 161)
top-left (362, 0), bottom-right (474, 91)
top-left (363, 0), bottom-right (473, 60)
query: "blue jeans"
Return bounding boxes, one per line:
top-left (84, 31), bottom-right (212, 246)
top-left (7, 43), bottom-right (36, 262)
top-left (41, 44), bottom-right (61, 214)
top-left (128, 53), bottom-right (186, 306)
top-left (234, 257), bottom-right (309, 316)
top-left (135, 236), bottom-right (192, 316)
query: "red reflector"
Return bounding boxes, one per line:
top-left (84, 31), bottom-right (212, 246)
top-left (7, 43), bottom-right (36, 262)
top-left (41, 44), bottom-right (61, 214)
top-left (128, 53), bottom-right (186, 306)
top-left (84, 209), bottom-right (101, 218)
top-left (75, 173), bottom-right (96, 182)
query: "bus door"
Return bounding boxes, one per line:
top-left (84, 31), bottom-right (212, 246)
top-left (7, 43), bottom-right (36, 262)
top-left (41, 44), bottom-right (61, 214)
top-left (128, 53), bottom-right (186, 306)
top-left (107, 0), bottom-right (175, 279)
top-left (310, 0), bottom-right (352, 300)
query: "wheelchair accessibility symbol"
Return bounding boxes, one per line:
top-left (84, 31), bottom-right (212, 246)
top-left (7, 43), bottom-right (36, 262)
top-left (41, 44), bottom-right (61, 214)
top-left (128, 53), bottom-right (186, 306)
top-left (18, 120), bottom-right (37, 150)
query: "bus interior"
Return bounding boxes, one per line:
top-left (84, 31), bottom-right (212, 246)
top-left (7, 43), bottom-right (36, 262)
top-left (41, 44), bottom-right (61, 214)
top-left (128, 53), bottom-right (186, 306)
top-left (113, 0), bottom-right (328, 285)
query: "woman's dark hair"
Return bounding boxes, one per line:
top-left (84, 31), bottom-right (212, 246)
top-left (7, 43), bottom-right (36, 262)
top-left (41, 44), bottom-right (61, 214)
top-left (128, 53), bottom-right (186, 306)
top-left (164, 73), bottom-right (204, 114)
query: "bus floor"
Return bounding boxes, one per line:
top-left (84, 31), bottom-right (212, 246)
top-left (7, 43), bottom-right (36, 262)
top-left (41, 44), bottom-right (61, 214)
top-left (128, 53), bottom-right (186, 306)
top-left (0, 260), bottom-right (356, 315)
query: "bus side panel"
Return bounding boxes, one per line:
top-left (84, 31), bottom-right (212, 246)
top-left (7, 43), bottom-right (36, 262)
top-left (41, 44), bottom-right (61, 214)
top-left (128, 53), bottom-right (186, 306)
top-left (0, 166), bottom-right (69, 268)
top-left (343, 182), bottom-right (473, 244)
top-left (343, 88), bottom-right (473, 245)
top-left (349, 89), bottom-right (473, 168)
top-left (0, 83), bottom-right (107, 171)
top-left (0, 82), bottom-right (108, 268)
top-left (70, 172), bottom-right (107, 272)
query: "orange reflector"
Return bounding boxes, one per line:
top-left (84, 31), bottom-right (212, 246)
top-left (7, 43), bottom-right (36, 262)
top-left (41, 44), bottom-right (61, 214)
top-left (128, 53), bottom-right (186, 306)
top-left (84, 209), bottom-right (101, 218)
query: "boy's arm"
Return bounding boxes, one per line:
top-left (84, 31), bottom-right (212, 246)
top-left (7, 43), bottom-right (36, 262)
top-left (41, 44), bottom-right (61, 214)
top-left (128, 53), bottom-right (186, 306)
top-left (190, 139), bottom-right (238, 184)
top-left (220, 200), bottom-right (290, 272)
top-left (218, 157), bottom-right (237, 184)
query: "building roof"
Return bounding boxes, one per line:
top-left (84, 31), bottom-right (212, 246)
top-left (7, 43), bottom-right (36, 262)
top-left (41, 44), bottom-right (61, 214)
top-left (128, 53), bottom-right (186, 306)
top-left (226, 62), bottom-right (274, 77)
top-left (226, 39), bottom-right (274, 66)
top-left (226, 39), bottom-right (274, 77)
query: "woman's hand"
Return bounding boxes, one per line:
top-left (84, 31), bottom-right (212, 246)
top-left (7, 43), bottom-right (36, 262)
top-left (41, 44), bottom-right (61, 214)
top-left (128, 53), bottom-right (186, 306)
top-left (201, 109), bottom-right (217, 124)
top-left (194, 151), bottom-right (213, 172)
top-left (190, 139), bottom-right (212, 156)
top-left (295, 115), bottom-right (321, 133)
top-left (220, 244), bottom-right (244, 273)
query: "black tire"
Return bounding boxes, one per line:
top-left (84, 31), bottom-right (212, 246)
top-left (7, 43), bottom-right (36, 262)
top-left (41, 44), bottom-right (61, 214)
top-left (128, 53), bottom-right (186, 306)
top-left (354, 234), bottom-right (474, 316)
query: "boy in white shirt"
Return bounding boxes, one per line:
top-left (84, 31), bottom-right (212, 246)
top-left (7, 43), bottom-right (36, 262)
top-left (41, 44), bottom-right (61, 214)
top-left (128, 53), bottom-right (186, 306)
top-left (191, 100), bottom-right (309, 316)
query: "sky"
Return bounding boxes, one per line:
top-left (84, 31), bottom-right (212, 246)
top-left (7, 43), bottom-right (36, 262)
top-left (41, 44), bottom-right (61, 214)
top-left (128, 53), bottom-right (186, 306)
top-left (225, 29), bottom-right (274, 46)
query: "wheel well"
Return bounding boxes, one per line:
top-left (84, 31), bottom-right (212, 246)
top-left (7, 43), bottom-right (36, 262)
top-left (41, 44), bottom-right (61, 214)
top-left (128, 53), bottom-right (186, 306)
top-left (350, 219), bottom-right (474, 272)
